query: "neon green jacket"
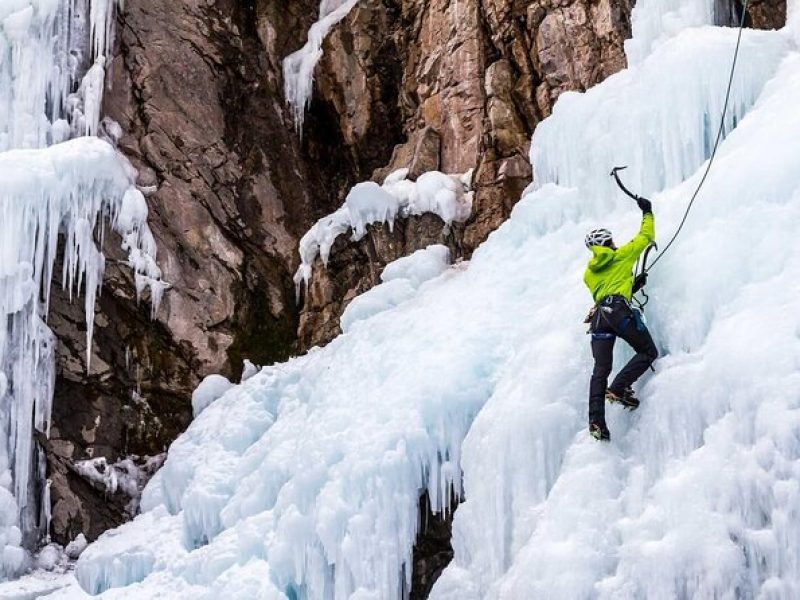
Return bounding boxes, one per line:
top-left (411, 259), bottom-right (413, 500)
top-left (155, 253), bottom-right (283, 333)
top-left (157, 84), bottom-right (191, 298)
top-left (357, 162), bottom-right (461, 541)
top-left (584, 213), bottom-right (655, 302)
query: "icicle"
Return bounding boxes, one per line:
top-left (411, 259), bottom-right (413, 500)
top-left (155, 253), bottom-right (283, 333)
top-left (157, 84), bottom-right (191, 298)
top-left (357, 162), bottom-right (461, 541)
top-left (283, 0), bottom-right (361, 133)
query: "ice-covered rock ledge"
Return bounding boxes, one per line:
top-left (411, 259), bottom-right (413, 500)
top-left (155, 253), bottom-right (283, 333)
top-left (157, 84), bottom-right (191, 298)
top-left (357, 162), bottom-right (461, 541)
top-left (294, 169), bottom-right (473, 296)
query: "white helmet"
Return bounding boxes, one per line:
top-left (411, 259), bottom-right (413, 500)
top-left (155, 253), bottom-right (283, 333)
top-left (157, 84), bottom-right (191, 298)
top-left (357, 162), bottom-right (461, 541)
top-left (585, 228), bottom-right (613, 248)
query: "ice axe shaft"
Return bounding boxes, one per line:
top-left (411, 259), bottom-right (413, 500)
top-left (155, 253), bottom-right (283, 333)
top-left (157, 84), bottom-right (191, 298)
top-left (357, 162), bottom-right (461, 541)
top-left (610, 166), bottom-right (644, 202)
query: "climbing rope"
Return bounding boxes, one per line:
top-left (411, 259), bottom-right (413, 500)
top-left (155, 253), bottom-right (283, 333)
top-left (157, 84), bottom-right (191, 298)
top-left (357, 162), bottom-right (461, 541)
top-left (612, 0), bottom-right (752, 274)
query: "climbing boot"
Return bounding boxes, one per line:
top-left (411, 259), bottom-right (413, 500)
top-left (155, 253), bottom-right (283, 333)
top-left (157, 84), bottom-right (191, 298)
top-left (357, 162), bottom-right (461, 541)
top-left (606, 387), bottom-right (640, 411)
top-left (589, 421), bottom-right (610, 442)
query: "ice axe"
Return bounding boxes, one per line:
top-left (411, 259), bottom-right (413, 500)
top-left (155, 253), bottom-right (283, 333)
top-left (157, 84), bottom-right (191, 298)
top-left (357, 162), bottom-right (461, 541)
top-left (610, 166), bottom-right (657, 313)
top-left (609, 166), bottom-right (646, 203)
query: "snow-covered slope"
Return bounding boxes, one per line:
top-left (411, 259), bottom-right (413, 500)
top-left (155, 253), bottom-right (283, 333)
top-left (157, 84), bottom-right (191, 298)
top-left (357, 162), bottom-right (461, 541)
top-left (64, 1), bottom-right (800, 599)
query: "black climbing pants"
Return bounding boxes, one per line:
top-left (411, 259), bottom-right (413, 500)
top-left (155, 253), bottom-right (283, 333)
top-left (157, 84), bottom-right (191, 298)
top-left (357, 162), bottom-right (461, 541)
top-left (589, 295), bottom-right (658, 424)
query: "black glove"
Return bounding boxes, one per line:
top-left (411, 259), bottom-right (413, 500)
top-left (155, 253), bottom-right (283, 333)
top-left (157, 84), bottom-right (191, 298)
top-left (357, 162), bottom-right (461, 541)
top-left (632, 272), bottom-right (648, 294)
top-left (637, 197), bottom-right (653, 214)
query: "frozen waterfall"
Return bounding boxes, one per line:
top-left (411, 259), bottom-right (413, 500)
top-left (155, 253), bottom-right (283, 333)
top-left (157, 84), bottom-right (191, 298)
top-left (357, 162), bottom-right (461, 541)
top-left (0, 0), bottom-right (163, 580)
top-left (26, 0), bottom-right (800, 598)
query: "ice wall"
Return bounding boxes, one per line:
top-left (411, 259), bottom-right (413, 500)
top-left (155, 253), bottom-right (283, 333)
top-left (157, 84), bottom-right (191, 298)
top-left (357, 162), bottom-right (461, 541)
top-left (0, 0), bottom-right (118, 151)
top-left (431, 46), bottom-right (800, 598)
top-left (625, 0), bottom-right (716, 64)
top-left (283, 0), bottom-right (361, 132)
top-left (533, 27), bottom-right (787, 208)
top-left (0, 0), bottom-right (164, 582)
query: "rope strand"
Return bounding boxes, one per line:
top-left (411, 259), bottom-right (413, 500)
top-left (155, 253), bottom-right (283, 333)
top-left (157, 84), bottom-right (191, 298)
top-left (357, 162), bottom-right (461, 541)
top-left (646, 0), bottom-right (751, 271)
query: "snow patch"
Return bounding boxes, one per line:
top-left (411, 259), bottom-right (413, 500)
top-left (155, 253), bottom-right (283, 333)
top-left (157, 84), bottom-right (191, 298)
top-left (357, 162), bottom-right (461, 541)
top-left (295, 170), bottom-right (472, 296)
top-left (341, 245), bottom-right (452, 333)
top-left (191, 375), bottom-right (235, 418)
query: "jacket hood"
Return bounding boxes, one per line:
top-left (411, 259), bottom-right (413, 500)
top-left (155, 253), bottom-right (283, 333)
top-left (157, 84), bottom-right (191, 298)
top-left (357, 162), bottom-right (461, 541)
top-left (587, 245), bottom-right (615, 271)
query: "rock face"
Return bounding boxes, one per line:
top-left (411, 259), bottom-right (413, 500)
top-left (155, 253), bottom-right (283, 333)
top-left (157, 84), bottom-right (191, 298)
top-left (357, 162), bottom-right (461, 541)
top-left (745, 0), bottom-right (787, 29)
top-left (298, 0), bottom-right (634, 348)
top-left (46, 0), bottom-right (332, 544)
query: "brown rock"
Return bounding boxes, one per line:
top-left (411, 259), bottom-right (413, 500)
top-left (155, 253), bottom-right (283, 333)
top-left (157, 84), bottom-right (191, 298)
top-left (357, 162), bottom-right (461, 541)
top-left (48, 0), bottom-right (325, 543)
top-left (745, 0), bottom-right (787, 29)
top-left (296, 0), bottom-right (634, 349)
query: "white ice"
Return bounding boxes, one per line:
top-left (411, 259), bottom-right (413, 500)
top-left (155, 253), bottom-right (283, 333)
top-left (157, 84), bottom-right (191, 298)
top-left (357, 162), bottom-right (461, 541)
top-left (340, 245), bottom-right (451, 333)
top-left (283, 0), bottom-right (361, 132)
top-left (294, 169), bottom-right (472, 294)
top-left (192, 375), bottom-right (235, 418)
top-left (64, 2), bottom-right (800, 599)
top-left (0, 137), bottom-right (164, 580)
top-left (0, 0), bottom-right (119, 151)
top-left (625, 0), bottom-right (715, 65)
top-left (0, 0), bottom-right (162, 581)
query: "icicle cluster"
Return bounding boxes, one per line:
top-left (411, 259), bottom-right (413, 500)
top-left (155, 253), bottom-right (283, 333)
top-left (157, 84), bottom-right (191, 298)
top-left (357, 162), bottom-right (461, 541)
top-left (283, 0), bottom-right (361, 133)
top-left (0, 0), bottom-right (165, 580)
top-left (0, 0), bottom-right (120, 152)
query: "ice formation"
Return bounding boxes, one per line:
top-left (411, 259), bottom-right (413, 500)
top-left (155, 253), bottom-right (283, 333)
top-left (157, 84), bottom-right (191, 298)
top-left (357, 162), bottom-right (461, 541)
top-left (340, 245), bottom-right (452, 333)
top-left (283, 0), bottom-right (361, 132)
top-left (294, 169), bottom-right (472, 293)
top-left (73, 454), bottom-right (165, 516)
top-left (46, 0), bottom-right (800, 598)
top-left (0, 0), bottom-right (119, 151)
top-left (0, 0), bottom-right (164, 582)
top-left (192, 375), bottom-right (235, 418)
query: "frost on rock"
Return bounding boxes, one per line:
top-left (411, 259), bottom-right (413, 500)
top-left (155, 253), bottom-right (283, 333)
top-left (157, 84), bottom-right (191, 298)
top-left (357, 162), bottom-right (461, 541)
top-left (294, 170), bottom-right (472, 295)
top-left (72, 455), bottom-right (166, 516)
top-left (283, 0), bottom-right (361, 132)
top-left (69, 2), bottom-right (800, 600)
top-left (341, 245), bottom-right (452, 333)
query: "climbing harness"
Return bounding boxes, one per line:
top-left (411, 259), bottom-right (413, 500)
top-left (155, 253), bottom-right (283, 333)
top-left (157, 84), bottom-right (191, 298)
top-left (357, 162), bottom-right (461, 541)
top-left (609, 0), bottom-right (751, 301)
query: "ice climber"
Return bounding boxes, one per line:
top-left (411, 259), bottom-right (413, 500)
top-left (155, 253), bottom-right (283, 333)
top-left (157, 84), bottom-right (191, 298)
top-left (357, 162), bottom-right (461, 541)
top-left (583, 197), bottom-right (658, 441)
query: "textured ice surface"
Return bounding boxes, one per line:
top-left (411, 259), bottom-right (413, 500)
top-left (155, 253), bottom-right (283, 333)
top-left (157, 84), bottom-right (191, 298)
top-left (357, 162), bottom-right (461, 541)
top-left (341, 245), bottom-right (451, 333)
top-left (625, 0), bottom-right (715, 64)
top-left (295, 170), bottom-right (471, 292)
top-left (192, 375), bottom-right (235, 418)
top-left (0, 0), bottom-right (119, 151)
top-left (69, 2), bottom-right (800, 599)
top-left (532, 27), bottom-right (788, 205)
top-left (0, 0), bottom-right (159, 581)
top-left (0, 138), bottom-right (164, 579)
